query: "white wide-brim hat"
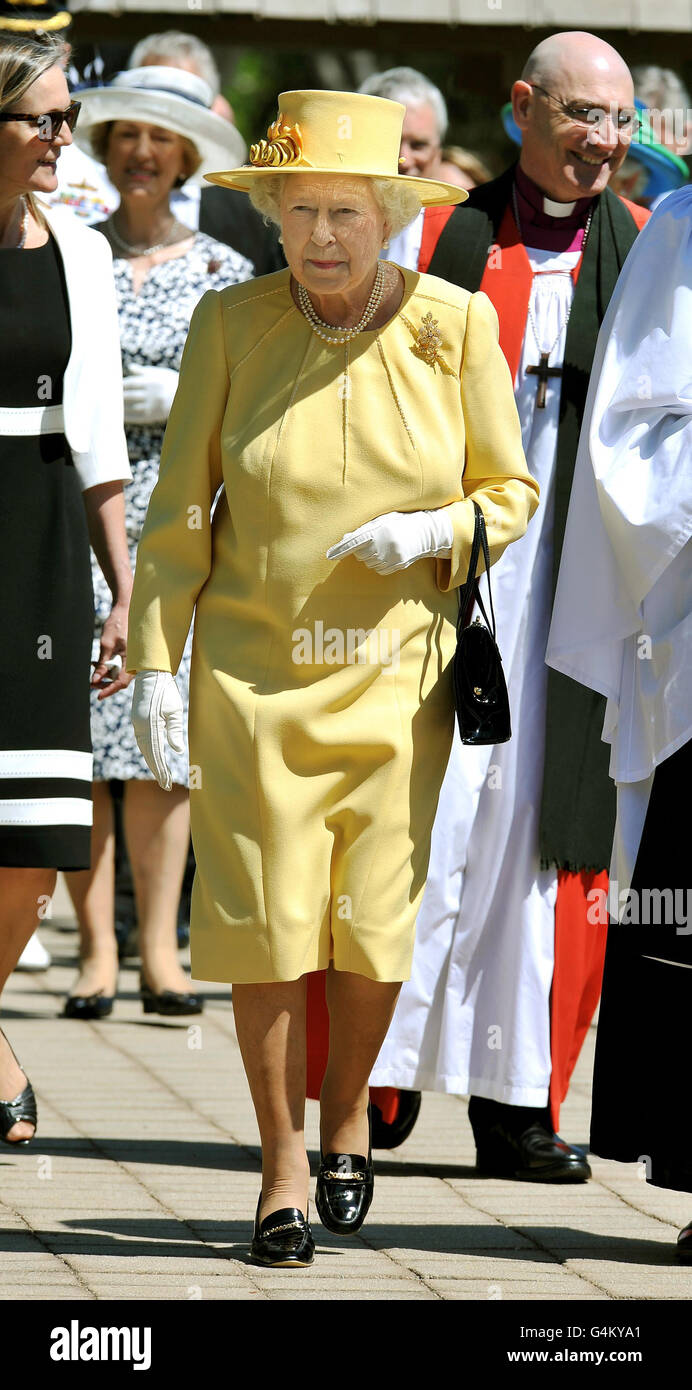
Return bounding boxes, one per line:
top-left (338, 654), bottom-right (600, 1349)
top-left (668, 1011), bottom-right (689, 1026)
top-left (73, 66), bottom-right (247, 182)
top-left (204, 89), bottom-right (468, 208)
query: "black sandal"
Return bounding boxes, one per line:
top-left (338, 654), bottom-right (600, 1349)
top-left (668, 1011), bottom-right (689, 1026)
top-left (0, 1031), bottom-right (37, 1146)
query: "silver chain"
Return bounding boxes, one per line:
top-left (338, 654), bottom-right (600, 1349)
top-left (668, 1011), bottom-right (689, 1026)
top-left (107, 214), bottom-right (191, 258)
top-left (2, 195), bottom-right (29, 250)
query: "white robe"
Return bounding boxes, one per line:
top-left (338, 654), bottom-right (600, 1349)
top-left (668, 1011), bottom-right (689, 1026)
top-left (372, 247), bottom-right (579, 1102)
top-left (546, 187), bottom-right (692, 910)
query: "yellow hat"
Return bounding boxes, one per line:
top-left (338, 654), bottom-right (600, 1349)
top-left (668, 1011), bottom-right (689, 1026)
top-left (204, 89), bottom-right (468, 208)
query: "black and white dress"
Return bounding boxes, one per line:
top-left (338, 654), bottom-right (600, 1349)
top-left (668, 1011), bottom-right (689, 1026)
top-left (89, 231), bottom-right (252, 786)
top-left (0, 235), bottom-right (94, 869)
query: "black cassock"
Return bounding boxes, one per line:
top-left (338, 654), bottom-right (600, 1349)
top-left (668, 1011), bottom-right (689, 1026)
top-left (590, 738), bottom-right (692, 1193)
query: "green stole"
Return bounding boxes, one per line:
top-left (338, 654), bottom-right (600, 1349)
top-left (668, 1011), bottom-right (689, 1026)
top-left (428, 166), bottom-right (641, 872)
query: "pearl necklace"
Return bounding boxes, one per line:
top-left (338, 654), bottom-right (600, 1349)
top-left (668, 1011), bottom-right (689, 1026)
top-left (108, 215), bottom-right (190, 258)
top-left (297, 261), bottom-right (387, 344)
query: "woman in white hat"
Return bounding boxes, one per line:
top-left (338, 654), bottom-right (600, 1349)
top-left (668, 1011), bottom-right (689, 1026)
top-left (61, 67), bottom-right (253, 1022)
top-left (121, 89), bottom-right (540, 1264)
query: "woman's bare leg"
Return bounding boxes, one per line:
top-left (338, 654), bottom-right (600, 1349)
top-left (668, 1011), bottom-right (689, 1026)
top-left (320, 967), bottom-right (401, 1157)
top-left (123, 779), bottom-right (191, 995)
top-left (232, 977), bottom-right (310, 1224)
top-left (0, 866), bottom-right (56, 1140)
top-left (64, 781), bottom-right (118, 996)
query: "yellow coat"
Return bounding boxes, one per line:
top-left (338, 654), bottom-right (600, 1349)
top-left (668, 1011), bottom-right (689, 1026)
top-left (126, 266), bottom-right (539, 984)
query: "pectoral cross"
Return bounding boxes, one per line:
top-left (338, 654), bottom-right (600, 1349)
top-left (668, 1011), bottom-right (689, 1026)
top-left (526, 352), bottom-right (562, 409)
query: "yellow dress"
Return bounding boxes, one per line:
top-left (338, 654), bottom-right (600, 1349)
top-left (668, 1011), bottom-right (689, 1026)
top-left (126, 266), bottom-right (539, 984)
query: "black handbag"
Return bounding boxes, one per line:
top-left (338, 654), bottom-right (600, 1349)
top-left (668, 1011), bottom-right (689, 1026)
top-left (452, 499), bottom-right (511, 745)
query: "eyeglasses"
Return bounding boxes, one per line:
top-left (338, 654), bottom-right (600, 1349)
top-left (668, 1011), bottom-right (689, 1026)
top-left (529, 84), bottom-right (639, 135)
top-left (0, 100), bottom-right (81, 142)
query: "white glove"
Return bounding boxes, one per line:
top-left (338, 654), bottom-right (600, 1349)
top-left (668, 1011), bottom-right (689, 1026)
top-left (327, 508), bottom-right (454, 575)
top-left (131, 670), bottom-right (184, 791)
top-left (123, 364), bottom-right (178, 426)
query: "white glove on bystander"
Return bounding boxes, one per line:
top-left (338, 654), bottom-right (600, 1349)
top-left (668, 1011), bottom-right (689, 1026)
top-left (123, 364), bottom-right (179, 426)
top-left (131, 670), bottom-right (184, 791)
top-left (327, 508), bottom-right (454, 575)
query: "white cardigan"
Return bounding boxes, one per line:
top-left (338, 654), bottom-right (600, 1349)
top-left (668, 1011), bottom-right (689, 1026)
top-left (41, 201), bottom-right (131, 491)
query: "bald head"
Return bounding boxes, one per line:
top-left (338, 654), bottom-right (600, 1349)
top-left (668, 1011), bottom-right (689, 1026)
top-left (522, 31), bottom-right (633, 100)
top-left (512, 30), bottom-right (635, 203)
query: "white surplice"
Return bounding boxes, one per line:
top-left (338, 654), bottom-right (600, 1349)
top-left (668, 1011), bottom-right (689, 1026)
top-left (371, 248), bottom-right (579, 1103)
top-left (547, 188), bottom-right (692, 908)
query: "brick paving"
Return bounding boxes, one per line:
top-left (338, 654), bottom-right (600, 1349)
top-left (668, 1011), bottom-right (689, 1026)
top-left (1, 881), bottom-right (691, 1301)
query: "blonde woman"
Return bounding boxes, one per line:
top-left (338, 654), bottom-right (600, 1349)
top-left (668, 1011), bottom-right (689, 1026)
top-left (0, 29), bottom-right (131, 1143)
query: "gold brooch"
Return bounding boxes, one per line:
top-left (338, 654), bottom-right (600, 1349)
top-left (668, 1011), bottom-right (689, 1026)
top-left (249, 113), bottom-right (304, 168)
top-left (402, 311), bottom-right (456, 375)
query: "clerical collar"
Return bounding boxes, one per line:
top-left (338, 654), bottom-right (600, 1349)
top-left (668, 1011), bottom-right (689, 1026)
top-left (513, 166), bottom-right (596, 254)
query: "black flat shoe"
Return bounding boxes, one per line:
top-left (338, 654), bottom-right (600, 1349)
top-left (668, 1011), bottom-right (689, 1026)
top-left (250, 1196), bottom-right (315, 1267)
top-left (63, 991), bottom-right (114, 1020)
top-left (316, 1106), bottom-right (374, 1235)
top-left (0, 1029), bottom-right (37, 1146)
top-left (371, 1089), bottom-right (422, 1149)
top-left (139, 974), bottom-right (204, 1016)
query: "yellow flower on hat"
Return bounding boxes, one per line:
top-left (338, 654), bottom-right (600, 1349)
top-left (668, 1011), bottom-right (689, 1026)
top-left (250, 114), bottom-right (304, 169)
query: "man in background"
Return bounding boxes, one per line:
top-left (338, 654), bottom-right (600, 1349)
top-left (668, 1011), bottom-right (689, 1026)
top-left (359, 66), bottom-right (459, 271)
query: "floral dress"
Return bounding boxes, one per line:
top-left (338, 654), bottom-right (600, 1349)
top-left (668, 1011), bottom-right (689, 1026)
top-left (90, 231), bottom-right (253, 785)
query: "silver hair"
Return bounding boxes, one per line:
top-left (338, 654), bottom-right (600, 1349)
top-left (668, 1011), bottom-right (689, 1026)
top-left (128, 30), bottom-right (220, 99)
top-left (632, 65), bottom-right (691, 113)
top-left (248, 174), bottom-right (422, 241)
top-left (358, 66), bottom-right (447, 142)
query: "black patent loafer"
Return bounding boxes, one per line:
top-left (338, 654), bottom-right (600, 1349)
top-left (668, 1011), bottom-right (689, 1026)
top-left (63, 991), bottom-right (114, 1020)
top-left (370, 1089), bottom-right (422, 1149)
top-left (250, 1199), bottom-right (315, 1267)
top-left (476, 1121), bottom-right (591, 1182)
top-left (316, 1148), bottom-right (374, 1235)
top-left (677, 1222), bottom-right (692, 1263)
top-left (0, 1080), bottom-right (37, 1146)
top-left (139, 974), bottom-right (204, 1016)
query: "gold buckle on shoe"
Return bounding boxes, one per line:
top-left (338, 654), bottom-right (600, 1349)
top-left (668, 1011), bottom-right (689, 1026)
top-left (321, 1170), bottom-right (365, 1181)
top-left (262, 1219), bottom-right (304, 1238)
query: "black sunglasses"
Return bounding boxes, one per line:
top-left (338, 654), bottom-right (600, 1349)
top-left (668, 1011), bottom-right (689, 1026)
top-left (0, 100), bottom-right (81, 142)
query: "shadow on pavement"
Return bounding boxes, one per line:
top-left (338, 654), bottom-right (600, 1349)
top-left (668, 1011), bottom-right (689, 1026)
top-left (1, 1137), bottom-right (260, 1172)
top-left (0, 1218), bottom-right (681, 1266)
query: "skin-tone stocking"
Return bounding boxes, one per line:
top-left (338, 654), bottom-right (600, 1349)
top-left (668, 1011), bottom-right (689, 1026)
top-left (66, 780), bottom-right (191, 998)
top-left (233, 967), bottom-right (401, 1223)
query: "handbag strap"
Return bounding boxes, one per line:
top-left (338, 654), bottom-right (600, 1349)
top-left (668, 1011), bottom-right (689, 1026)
top-left (456, 500), bottom-right (498, 641)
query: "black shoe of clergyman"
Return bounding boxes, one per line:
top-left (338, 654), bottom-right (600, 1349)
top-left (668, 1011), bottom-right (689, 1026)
top-left (676, 1222), bottom-right (692, 1263)
top-left (370, 1089), bottom-right (422, 1149)
top-left (250, 1198), bottom-right (315, 1267)
top-left (475, 1120), bottom-right (592, 1182)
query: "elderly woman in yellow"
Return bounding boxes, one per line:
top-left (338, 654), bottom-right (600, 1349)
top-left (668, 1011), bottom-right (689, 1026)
top-left (120, 89), bottom-right (539, 1267)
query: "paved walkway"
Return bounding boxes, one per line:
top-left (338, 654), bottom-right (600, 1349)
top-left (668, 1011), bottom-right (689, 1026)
top-left (2, 883), bottom-right (691, 1301)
